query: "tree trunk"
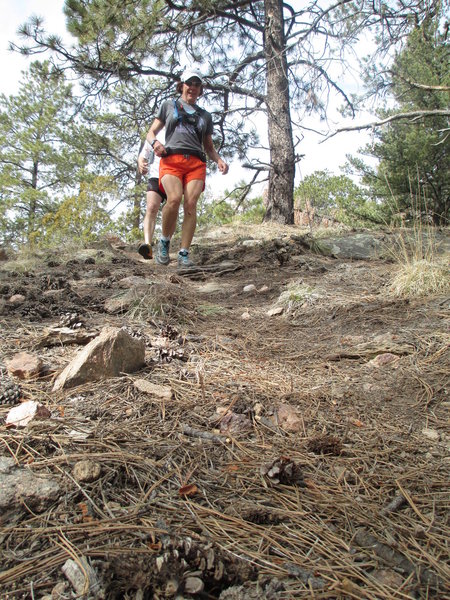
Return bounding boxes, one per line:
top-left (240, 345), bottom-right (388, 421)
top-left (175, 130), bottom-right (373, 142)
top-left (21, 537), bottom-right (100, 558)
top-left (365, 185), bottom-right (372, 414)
top-left (133, 140), bottom-right (145, 232)
top-left (28, 160), bottom-right (39, 244)
top-left (263, 0), bottom-right (295, 224)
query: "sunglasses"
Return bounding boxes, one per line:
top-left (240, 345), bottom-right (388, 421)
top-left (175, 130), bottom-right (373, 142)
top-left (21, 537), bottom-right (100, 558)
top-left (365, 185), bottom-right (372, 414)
top-left (184, 79), bottom-right (202, 87)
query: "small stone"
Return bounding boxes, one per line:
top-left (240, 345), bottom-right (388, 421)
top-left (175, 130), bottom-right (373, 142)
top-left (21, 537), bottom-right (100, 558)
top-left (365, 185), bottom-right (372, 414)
top-left (253, 402), bottom-right (263, 416)
top-left (241, 239), bottom-right (261, 247)
top-left (8, 294), bottom-right (26, 305)
top-left (276, 403), bottom-right (303, 432)
top-left (243, 284), bottom-right (256, 293)
top-left (267, 306), bottom-right (284, 317)
top-left (422, 428), bottom-right (439, 441)
top-left (51, 581), bottom-right (68, 598)
top-left (134, 379), bottom-right (172, 400)
top-left (6, 352), bottom-right (43, 380)
top-left (5, 401), bottom-right (51, 427)
top-left (371, 569), bottom-right (404, 589)
top-left (72, 460), bottom-right (101, 483)
top-left (367, 352), bottom-right (399, 368)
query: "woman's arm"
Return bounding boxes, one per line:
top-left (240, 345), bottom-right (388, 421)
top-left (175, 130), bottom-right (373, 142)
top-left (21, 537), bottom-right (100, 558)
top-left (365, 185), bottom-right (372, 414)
top-left (147, 118), bottom-right (167, 157)
top-left (203, 134), bottom-right (229, 174)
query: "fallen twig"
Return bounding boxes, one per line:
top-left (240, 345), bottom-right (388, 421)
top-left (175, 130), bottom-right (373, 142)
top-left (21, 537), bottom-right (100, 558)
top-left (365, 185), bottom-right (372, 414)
top-left (181, 424), bottom-right (227, 444)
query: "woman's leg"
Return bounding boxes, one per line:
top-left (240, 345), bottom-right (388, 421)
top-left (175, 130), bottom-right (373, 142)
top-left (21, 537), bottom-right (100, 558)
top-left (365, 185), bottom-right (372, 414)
top-left (160, 174), bottom-right (183, 238)
top-left (143, 191), bottom-right (162, 245)
top-left (180, 179), bottom-right (204, 250)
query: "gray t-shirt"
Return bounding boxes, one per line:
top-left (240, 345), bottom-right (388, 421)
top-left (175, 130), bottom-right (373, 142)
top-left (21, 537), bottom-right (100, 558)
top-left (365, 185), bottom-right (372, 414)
top-left (156, 99), bottom-right (214, 158)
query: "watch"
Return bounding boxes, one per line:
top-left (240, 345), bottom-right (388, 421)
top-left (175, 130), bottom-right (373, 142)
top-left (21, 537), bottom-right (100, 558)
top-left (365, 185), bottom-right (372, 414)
top-left (150, 139), bottom-right (157, 148)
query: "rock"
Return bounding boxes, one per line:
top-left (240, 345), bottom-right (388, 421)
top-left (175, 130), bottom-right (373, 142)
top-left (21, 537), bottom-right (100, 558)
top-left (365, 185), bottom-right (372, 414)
top-left (276, 403), bottom-right (303, 432)
top-left (8, 294), bottom-right (26, 305)
top-left (241, 239), bottom-right (262, 247)
top-left (53, 327), bottom-right (145, 390)
top-left (241, 310), bottom-right (251, 320)
top-left (104, 290), bottom-right (138, 314)
top-left (72, 460), bottom-right (102, 483)
top-left (314, 233), bottom-right (383, 259)
top-left (50, 581), bottom-right (68, 598)
top-left (6, 352), bottom-right (43, 379)
top-left (219, 412), bottom-right (252, 434)
top-left (62, 557), bottom-right (105, 598)
top-left (267, 306), bottom-right (284, 317)
top-left (5, 401), bottom-right (51, 427)
top-left (243, 284), bottom-right (256, 293)
top-left (118, 276), bottom-right (151, 289)
top-left (422, 428), bottom-right (440, 441)
top-left (371, 568), bottom-right (405, 589)
top-left (38, 327), bottom-right (97, 348)
top-left (68, 428), bottom-right (93, 441)
top-left (253, 402), bottom-right (263, 416)
top-left (0, 456), bottom-right (60, 522)
top-left (134, 379), bottom-right (173, 400)
top-left (196, 281), bottom-right (230, 294)
top-left (367, 353), bottom-right (398, 367)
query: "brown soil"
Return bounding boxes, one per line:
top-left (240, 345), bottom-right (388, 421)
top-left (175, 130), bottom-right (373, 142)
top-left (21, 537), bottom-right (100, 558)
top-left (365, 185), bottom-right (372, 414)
top-left (0, 225), bottom-right (448, 599)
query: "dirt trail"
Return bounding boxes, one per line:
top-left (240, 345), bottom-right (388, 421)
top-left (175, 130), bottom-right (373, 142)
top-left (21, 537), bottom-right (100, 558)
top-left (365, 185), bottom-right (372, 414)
top-left (1, 225), bottom-right (448, 599)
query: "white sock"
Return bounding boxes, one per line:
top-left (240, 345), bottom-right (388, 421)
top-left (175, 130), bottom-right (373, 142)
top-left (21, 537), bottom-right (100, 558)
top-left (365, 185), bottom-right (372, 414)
top-left (161, 235), bottom-right (171, 242)
top-left (179, 248), bottom-right (189, 255)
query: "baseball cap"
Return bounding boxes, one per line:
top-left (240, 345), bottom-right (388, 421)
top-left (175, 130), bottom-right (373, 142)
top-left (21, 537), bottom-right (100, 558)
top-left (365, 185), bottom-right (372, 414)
top-left (181, 69), bottom-right (203, 84)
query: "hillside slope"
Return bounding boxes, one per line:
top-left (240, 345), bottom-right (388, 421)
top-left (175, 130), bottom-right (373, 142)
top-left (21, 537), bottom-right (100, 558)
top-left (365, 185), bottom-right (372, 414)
top-left (1, 225), bottom-right (448, 599)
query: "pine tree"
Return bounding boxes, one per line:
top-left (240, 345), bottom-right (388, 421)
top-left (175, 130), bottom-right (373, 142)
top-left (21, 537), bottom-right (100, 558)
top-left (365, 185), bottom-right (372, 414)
top-left (0, 61), bottom-right (79, 246)
top-left (347, 20), bottom-right (449, 224)
top-left (15, 1), bottom-right (439, 224)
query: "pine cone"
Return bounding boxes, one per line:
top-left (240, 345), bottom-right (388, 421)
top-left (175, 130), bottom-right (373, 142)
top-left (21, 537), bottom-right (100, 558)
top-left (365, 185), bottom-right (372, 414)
top-left (0, 380), bottom-right (22, 405)
top-left (59, 312), bottom-right (84, 329)
top-left (160, 324), bottom-right (179, 340)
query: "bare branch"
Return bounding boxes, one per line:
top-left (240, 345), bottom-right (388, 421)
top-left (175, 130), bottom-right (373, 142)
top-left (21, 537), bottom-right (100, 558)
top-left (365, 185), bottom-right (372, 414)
top-left (391, 72), bottom-right (450, 91)
top-left (322, 110), bottom-right (450, 141)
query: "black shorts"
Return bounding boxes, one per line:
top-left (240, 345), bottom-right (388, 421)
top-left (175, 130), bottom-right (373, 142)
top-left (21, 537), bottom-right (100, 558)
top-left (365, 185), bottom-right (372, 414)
top-left (147, 177), bottom-right (166, 200)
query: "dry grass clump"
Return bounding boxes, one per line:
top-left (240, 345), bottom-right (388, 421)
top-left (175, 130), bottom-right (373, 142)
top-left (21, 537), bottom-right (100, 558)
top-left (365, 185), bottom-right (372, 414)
top-left (1, 240), bottom-right (117, 273)
top-left (126, 281), bottom-right (199, 324)
top-left (0, 256), bottom-right (39, 274)
top-left (277, 281), bottom-right (323, 313)
top-left (389, 257), bottom-right (449, 298)
top-left (197, 302), bottom-right (228, 317)
top-left (383, 202), bottom-right (449, 298)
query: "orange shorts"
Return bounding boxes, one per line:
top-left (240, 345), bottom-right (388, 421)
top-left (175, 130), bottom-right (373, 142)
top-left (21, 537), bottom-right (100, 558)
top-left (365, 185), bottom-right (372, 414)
top-left (159, 154), bottom-right (206, 193)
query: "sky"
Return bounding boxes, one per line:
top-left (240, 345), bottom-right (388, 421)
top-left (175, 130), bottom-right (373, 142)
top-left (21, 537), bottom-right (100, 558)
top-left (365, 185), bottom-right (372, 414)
top-left (1, 0), bottom-right (372, 197)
